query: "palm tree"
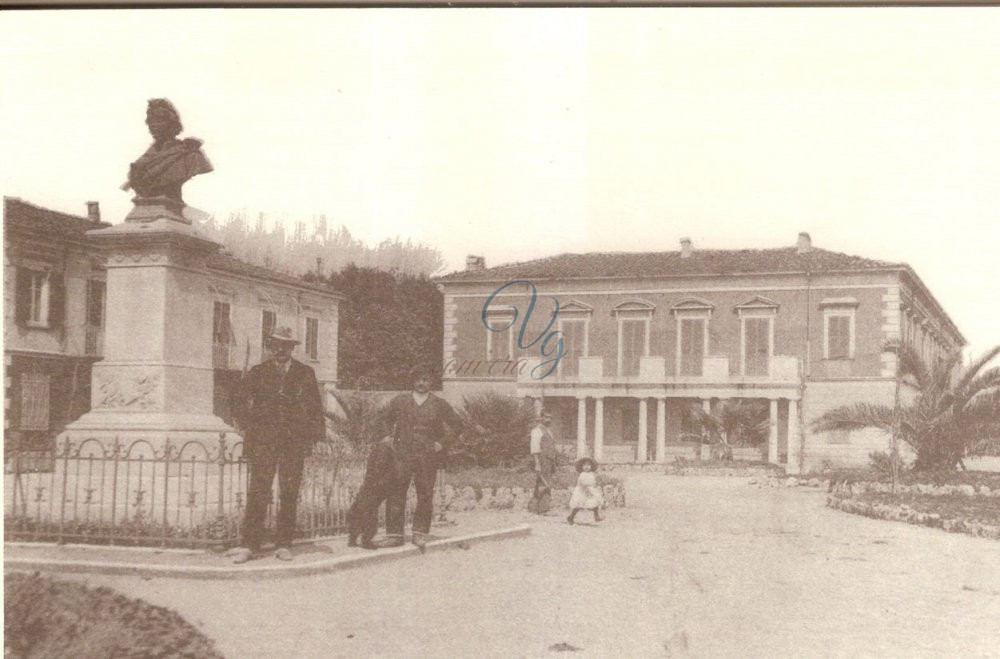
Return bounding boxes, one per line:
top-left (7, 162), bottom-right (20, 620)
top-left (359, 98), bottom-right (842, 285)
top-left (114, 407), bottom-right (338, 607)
top-left (812, 343), bottom-right (1000, 472)
top-left (682, 399), bottom-right (770, 460)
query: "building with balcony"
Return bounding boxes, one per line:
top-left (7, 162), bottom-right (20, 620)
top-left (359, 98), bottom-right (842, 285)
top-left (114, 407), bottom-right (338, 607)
top-left (434, 234), bottom-right (964, 472)
top-left (4, 197), bottom-right (342, 453)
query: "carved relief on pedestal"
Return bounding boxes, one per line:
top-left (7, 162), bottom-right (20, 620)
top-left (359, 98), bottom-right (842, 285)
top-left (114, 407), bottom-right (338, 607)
top-left (95, 370), bottom-right (161, 410)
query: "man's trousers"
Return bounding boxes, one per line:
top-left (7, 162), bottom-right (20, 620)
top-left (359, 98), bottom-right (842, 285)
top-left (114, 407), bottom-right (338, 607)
top-left (242, 447), bottom-right (305, 550)
top-left (385, 450), bottom-right (437, 538)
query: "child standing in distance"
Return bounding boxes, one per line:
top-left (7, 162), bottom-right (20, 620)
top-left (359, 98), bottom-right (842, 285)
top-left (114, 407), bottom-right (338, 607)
top-left (567, 457), bottom-right (603, 524)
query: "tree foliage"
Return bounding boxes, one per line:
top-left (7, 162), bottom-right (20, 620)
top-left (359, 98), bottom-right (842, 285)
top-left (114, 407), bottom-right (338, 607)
top-left (682, 399), bottom-right (770, 448)
top-left (452, 392), bottom-right (536, 468)
top-left (201, 209), bottom-right (446, 278)
top-left (323, 265), bottom-right (444, 391)
top-left (813, 343), bottom-right (1000, 471)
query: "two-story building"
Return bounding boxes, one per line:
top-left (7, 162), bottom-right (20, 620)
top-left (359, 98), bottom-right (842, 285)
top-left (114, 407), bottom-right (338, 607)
top-left (4, 197), bottom-right (342, 453)
top-left (434, 233), bottom-right (964, 472)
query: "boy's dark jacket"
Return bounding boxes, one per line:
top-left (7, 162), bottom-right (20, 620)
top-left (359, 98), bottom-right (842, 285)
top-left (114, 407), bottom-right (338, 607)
top-left (234, 358), bottom-right (325, 456)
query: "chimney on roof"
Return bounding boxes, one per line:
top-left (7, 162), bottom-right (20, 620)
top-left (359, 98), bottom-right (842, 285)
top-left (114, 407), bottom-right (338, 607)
top-left (85, 201), bottom-right (101, 223)
top-left (680, 237), bottom-right (693, 259)
top-left (466, 255), bottom-right (486, 271)
top-left (796, 232), bottom-right (812, 254)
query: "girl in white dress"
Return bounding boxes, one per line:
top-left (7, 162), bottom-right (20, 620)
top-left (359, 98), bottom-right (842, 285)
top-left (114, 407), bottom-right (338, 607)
top-left (567, 457), bottom-right (603, 524)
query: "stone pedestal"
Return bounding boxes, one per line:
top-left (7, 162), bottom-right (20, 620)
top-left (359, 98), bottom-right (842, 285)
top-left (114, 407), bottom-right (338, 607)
top-left (63, 200), bottom-right (237, 448)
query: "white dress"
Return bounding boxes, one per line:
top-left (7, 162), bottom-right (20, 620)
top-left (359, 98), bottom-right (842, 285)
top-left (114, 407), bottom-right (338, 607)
top-left (569, 471), bottom-right (603, 509)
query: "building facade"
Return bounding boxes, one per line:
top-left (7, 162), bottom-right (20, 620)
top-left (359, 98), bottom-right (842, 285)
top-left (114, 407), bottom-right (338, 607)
top-left (4, 197), bottom-right (341, 453)
top-left (434, 233), bottom-right (964, 472)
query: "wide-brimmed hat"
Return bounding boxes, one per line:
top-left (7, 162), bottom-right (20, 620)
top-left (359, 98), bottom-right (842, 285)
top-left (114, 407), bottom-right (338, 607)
top-left (268, 325), bottom-right (300, 345)
top-left (574, 457), bottom-right (598, 472)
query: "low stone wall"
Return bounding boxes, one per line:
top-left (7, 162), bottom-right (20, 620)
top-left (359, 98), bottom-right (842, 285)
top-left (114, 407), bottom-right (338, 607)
top-left (748, 475), bottom-right (832, 489)
top-left (598, 463), bottom-right (673, 474)
top-left (437, 483), bottom-right (626, 512)
top-left (666, 465), bottom-right (786, 479)
top-left (829, 480), bottom-right (999, 498)
top-left (827, 494), bottom-right (1000, 541)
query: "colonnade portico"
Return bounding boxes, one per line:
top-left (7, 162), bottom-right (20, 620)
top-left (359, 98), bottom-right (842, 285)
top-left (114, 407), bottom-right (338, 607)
top-left (534, 391), bottom-right (802, 469)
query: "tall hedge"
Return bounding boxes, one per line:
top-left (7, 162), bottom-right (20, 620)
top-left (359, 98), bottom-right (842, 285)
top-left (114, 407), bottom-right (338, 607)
top-left (320, 265), bottom-right (443, 390)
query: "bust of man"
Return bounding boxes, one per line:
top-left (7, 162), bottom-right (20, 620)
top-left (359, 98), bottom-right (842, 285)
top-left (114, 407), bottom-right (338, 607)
top-left (121, 98), bottom-right (213, 205)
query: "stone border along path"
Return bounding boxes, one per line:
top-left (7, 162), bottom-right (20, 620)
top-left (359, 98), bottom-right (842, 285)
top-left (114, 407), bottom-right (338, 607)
top-left (4, 524), bottom-right (531, 580)
top-left (827, 494), bottom-right (1000, 540)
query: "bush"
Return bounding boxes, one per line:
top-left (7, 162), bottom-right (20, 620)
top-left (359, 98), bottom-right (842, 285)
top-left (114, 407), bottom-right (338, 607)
top-left (453, 392), bottom-right (535, 468)
top-left (325, 391), bottom-right (389, 450)
top-left (5, 572), bottom-right (223, 658)
top-left (868, 450), bottom-right (909, 478)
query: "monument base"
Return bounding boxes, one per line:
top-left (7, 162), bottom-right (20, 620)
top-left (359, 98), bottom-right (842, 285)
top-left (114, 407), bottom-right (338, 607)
top-left (62, 410), bottom-right (239, 455)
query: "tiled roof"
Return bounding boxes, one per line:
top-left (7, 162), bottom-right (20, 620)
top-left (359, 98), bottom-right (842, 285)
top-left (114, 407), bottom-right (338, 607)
top-left (207, 252), bottom-right (337, 296)
top-left (4, 196), bottom-right (109, 238)
top-left (5, 196), bottom-right (338, 297)
top-left (436, 247), bottom-right (901, 283)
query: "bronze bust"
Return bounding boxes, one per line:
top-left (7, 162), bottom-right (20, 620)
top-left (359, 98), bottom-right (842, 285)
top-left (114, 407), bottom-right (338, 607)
top-left (122, 99), bottom-right (213, 205)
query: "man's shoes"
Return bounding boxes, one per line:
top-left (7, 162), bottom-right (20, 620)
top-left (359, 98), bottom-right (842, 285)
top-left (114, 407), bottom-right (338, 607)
top-left (231, 547), bottom-right (253, 564)
top-left (359, 538), bottom-right (379, 550)
top-left (375, 537), bottom-right (405, 549)
top-left (347, 534), bottom-right (358, 548)
top-left (275, 547), bottom-right (293, 561)
top-left (411, 534), bottom-right (427, 552)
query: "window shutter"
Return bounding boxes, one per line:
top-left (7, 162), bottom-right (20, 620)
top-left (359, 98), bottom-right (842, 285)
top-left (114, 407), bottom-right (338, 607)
top-left (15, 267), bottom-right (31, 324)
top-left (48, 273), bottom-right (65, 327)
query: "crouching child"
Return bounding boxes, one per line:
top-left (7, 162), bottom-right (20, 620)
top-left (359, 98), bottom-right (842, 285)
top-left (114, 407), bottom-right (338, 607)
top-left (347, 438), bottom-right (400, 549)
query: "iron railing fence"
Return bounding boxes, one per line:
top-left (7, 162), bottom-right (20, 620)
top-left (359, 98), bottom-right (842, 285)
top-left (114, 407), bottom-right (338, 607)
top-left (4, 434), bottom-right (438, 549)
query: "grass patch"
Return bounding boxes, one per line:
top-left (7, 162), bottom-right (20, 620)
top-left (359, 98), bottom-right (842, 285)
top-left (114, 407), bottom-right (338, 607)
top-left (5, 572), bottom-right (223, 658)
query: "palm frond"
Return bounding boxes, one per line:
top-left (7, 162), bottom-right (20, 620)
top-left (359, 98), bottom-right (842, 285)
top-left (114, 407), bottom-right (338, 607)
top-left (811, 403), bottom-right (895, 434)
top-left (953, 346), bottom-right (1000, 395)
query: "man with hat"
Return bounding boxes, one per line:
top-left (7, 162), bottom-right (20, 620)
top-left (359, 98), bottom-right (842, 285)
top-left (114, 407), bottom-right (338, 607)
top-left (528, 411), bottom-right (557, 514)
top-left (231, 325), bottom-right (324, 563)
top-left (377, 365), bottom-right (470, 549)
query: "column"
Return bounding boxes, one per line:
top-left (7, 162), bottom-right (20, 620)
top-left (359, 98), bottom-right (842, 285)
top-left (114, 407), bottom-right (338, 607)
top-left (768, 399), bottom-right (779, 464)
top-left (656, 398), bottom-right (667, 463)
top-left (637, 398), bottom-right (648, 463)
top-left (533, 396), bottom-right (543, 416)
top-left (594, 397), bottom-right (605, 462)
top-left (702, 398), bottom-right (712, 415)
top-left (576, 397), bottom-right (587, 459)
top-left (787, 398), bottom-right (801, 474)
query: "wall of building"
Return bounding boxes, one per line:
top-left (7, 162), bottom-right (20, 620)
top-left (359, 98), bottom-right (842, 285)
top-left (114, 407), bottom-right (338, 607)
top-left (800, 379), bottom-right (896, 470)
top-left (443, 271), bottom-right (897, 384)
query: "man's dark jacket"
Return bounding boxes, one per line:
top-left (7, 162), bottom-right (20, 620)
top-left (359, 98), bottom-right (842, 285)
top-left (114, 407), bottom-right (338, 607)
top-left (382, 393), bottom-right (463, 458)
top-left (234, 358), bottom-right (325, 456)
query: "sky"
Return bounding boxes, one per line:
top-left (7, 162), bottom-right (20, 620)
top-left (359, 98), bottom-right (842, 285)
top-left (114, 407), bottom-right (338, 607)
top-left (1, 8), bottom-right (998, 357)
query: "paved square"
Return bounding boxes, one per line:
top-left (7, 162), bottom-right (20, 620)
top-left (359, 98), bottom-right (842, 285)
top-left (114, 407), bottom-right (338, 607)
top-left (41, 474), bottom-right (1000, 657)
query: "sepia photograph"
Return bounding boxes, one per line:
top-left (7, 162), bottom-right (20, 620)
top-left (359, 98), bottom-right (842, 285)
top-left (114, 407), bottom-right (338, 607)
top-left (2, 6), bottom-right (1000, 657)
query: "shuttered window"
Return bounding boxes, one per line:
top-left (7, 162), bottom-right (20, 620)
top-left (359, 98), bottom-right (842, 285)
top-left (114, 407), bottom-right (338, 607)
top-left (559, 319), bottom-right (586, 377)
top-left (305, 317), bottom-right (319, 360)
top-left (620, 319), bottom-right (645, 377)
top-left (827, 315), bottom-right (852, 359)
top-left (743, 317), bottom-right (771, 376)
top-left (261, 310), bottom-right (276, 353)
top-left (680, 318), bottom-right (705, 376)
top-left (20, 372), bottom-right (51, 431)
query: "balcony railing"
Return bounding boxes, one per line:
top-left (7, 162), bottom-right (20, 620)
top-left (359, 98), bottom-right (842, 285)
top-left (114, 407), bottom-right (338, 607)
top-left (519, 354), bottom-right (801, 387)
